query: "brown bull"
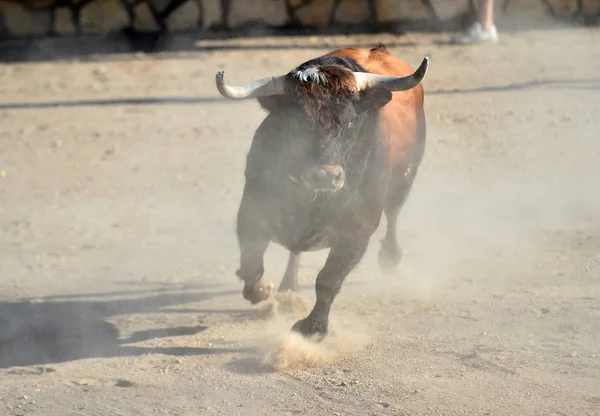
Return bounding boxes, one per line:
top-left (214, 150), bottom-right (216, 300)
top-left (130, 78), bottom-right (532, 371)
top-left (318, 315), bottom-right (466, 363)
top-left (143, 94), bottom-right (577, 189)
top-left (215, 44), bottom-right (428, 338)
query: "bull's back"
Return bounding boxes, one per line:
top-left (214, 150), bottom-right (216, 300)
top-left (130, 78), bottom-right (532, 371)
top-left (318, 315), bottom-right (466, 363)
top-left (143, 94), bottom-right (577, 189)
top-left (327, 46), bottom-right (425, 181)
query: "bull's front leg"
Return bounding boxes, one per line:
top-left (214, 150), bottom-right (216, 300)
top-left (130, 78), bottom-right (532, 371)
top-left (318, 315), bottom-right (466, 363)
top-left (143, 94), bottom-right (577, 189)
top-left (236, 188), bottom-right (274, 304)
top-left (292, 237), bottom-right (369, 338)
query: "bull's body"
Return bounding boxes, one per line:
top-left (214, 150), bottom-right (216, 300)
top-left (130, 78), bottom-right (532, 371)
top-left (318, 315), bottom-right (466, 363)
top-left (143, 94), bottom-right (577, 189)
top-left (217, 45), bottom-right (427, 337)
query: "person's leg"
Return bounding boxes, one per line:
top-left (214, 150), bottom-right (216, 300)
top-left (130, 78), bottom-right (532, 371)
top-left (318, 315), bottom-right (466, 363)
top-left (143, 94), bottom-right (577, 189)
top-left (450, 0), bottom-right (498, 44)
top-left (478, 0), bottom-right (495, 32)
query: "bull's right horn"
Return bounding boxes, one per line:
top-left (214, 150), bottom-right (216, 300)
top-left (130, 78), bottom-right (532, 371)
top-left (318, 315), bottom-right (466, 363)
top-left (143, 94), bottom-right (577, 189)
top-left (215, 72), bottom-right (286, 100)
top-left (353, 56), bottom-right (429, 92)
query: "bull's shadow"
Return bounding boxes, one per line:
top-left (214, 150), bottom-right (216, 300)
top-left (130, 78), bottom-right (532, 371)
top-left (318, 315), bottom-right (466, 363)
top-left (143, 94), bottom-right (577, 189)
top-left (0, 282), bottom-right (253, 369)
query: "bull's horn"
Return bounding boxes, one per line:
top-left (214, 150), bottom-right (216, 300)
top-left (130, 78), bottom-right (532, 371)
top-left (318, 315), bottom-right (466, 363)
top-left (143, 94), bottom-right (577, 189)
top-left (215, 71), bottom-right (286, 100)
top-left (353, 56), bottom-right (429, 92)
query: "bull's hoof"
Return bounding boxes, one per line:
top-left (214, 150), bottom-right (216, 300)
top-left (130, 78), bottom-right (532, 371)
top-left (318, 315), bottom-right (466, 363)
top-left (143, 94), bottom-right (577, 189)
top-left (378, 241), bottom-right (403, 274)
top-left (243, 279), bottom-right (274, 305)
top-left (291, 316), bottom-right (328, 341)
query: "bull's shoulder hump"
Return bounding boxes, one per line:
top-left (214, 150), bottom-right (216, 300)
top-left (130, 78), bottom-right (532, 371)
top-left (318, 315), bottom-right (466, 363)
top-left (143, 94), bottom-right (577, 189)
top-left (329, 47), bottom-right (419, 78)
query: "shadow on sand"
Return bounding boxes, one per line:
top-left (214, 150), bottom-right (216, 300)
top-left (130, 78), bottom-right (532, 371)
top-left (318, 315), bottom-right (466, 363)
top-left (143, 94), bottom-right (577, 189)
top-left (0, 282), bottom-right (256, 369)
top-left (0, 19), bottom-right (446, 64)
top-left (0, 279), bottom-right (348, 371)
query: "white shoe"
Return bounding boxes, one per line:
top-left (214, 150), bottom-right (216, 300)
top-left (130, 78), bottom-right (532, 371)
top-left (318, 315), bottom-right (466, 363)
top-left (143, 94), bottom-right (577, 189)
top-left (450, 22), bottom-right (499, 44)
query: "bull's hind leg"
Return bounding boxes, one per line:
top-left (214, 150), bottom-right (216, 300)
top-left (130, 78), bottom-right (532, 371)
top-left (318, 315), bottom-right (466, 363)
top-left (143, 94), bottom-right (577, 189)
top-left (379, 116), bottom-right (426, 274)
top-left (378, 187), bottom-right (411, 274)
top-left (292, 238), bottom-right (369, 338)
top-left (278, 252), bottom-right (301, 292)
top-left (236, 188), bottom-right (273, 304)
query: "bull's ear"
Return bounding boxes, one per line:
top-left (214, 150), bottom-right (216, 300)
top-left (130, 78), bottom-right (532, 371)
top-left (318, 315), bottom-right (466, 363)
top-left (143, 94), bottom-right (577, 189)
top-left (257, 95), bottom-right (286, 113)
top-left (355, 88), bottom-right (392, 114)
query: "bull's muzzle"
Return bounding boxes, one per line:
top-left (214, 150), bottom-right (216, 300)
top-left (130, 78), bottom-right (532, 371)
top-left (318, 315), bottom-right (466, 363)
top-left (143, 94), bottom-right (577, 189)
top-left (302, 165), bottom-right (345, 192)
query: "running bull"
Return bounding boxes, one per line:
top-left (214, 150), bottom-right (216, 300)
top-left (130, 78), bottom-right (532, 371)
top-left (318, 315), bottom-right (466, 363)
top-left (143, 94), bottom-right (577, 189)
top-left (215, 44), bottom-right (429, 338)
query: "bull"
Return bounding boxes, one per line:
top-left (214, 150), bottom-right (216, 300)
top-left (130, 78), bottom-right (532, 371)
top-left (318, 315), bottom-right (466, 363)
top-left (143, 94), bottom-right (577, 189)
top-left (215, 44), bottom-right (428, 338)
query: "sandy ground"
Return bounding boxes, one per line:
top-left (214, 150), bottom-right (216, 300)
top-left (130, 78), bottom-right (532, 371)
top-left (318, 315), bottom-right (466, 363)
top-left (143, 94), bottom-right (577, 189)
top-left (0, 25), bottom-right (599, 416)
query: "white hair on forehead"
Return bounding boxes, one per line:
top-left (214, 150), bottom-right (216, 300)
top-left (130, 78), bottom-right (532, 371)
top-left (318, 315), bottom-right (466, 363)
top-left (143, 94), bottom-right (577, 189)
top-left (291, 66), bottom-right (329, 85)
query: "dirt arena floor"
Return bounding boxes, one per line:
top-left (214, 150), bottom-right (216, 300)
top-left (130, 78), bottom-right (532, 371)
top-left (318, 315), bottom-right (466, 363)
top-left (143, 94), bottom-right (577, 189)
top-left (1, 25), bottom-right (599, 416)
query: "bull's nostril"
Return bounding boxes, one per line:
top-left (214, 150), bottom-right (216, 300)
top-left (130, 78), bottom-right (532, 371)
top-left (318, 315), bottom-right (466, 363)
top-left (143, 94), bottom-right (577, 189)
top-left (333, 172), bottom-right (343, 185)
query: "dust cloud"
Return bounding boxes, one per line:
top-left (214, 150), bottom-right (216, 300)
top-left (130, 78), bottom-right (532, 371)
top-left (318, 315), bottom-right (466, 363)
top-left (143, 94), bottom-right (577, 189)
top-left (243, 291), bottom-right (371, 371)
top-left (258, 312), bottom-right (371, 371)
top-left (259, 290), bottom-right (311, 318)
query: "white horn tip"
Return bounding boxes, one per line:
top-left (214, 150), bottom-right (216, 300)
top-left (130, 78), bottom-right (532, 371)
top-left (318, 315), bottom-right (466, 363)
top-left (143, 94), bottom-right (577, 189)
top-left (417, 56), bottom-right (429, 79)
top-left (215, 70), bottom-right (238, 100)
top-left (215, 71), bottom-right (225, 88)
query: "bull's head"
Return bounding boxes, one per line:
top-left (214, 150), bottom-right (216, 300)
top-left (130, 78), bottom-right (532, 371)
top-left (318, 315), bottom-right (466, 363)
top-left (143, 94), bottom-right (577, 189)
top-left (215, 55), bottom-right (429, 194)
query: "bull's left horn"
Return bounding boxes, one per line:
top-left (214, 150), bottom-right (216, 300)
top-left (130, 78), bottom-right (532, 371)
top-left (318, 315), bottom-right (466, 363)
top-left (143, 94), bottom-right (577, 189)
top-left (215, 72), bottom-right (286, 100)
top-left (353, 56), bottom-right (429, 92)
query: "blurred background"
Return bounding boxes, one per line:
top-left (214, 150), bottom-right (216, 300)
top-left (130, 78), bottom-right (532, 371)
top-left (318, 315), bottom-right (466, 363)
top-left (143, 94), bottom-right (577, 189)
top-left (0, 0), bottom-right (599, 59)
